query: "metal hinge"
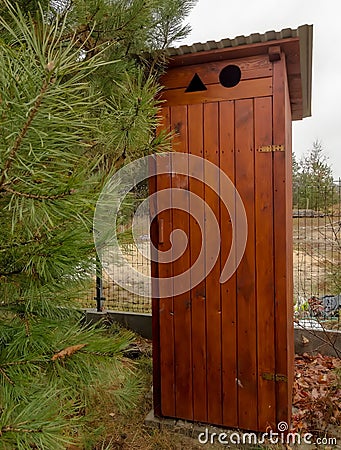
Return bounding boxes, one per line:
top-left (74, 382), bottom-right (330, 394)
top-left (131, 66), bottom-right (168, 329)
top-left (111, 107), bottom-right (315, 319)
top-left (258, 145), bottom-right (285, 153)
top-left (261, 372), bottom-right (288, 382)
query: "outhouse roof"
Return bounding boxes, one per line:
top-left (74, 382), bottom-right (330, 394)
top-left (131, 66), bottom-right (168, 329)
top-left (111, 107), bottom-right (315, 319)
top-left (165, 25), bottom-right (313, 120)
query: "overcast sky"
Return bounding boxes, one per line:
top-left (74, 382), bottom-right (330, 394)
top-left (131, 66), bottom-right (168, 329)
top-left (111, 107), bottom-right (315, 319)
top-left (178, 0), bottom-right (341, 178)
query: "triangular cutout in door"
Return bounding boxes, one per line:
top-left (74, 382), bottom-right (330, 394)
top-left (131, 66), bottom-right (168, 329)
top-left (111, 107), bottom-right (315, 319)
top-left (185, 73), bottom-right (207, 92)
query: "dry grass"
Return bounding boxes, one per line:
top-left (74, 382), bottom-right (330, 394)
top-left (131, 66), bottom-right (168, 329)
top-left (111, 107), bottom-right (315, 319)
top-left (77, 354), bottom-right (223, 450)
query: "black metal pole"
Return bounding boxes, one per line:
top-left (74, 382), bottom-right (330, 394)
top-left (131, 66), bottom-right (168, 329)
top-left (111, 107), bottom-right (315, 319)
top-left (95, 254), bottom-right (105, 312)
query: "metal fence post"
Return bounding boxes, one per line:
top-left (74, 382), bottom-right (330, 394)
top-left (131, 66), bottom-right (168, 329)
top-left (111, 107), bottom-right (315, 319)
top-left (94, 253), bottom-right (105, 312)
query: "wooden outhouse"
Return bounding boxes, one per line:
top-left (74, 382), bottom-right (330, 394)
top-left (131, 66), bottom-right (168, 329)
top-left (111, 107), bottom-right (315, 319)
top-left (151, 25), bottom-right (313, 432)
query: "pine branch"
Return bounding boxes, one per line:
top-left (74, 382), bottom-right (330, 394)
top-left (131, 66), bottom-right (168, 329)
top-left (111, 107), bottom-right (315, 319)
top-left (1, 186), bottom-right (73, 201)
top-left (0, 239), bottom-right (38, 252)
top-left (0, 76), bottom-right (51, 189)
top-left (23, 317), bottom-right (31, 336)
top-left (0, 270), bottom-right (22, 276)
top-left (113, 149), bottom-right (126, 170)
top-left (111, 1), bottom-right (148, 34)
top-left (0, 367), bottom-right (14, 385)
top-left (0, 360), bottom-right (42, 367)
top-left (1, 424), bottom-right (39, 434)
top-left (0, 220), bottom-right (70, 253)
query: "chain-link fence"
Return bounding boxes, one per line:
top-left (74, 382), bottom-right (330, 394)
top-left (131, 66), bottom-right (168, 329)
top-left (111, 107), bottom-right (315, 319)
top-left (78, 179), bottom-right (341, 318)
top-left (78, 242), bottom-right (151, 313)
top-left (293, 179), bottom-right (341, 322)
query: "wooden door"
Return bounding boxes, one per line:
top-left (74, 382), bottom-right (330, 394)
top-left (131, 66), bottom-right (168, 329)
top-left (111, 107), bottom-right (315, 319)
top-left (152, 53), bottom-right (294, 432)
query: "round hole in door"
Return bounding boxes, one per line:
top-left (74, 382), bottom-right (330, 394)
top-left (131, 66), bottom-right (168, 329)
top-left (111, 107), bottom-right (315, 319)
top-left (219, 65), bottom-right (241, 88)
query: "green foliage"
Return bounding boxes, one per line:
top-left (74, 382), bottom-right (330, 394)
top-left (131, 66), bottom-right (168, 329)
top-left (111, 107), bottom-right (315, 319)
top-left (0, 317), bottom-right (140, 449)
top-left (0, 4), bottom-right (107, 313)
top-left (148, 0), bottom-right (198, 49)
top-left (0, 0), bottom-right (195, 447)
top-left (293, 140), bottom-right (336, 211)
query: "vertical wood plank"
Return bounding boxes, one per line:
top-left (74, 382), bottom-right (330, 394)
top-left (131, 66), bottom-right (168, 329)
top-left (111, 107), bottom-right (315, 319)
top-left (203, 102), bottom-right (222, 425)
top-left (150, 137), bottom-right (161, 417)
top-left (285, 65), bottom-right (295, 412)
top-left (188, 103), bottom-right (207, 422)
top-left (170, 105), bottom-right (193, 420)
top-left (219, 100), bottom-right (238, 427)
top-left (254, 96), bottom-right (276, 430)
top-left (273, 54), bottom-right (293, 426)
top-left (156, 107), bottom-right (176, 417)
top-left (235, 98), bottom-right (258, 430)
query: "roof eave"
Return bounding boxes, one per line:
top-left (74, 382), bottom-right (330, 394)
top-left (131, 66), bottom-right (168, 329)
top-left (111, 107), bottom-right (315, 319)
top-left (165, 25), bottom-right (313, 121)
top-left (297, 25), bottom-right (313, 119)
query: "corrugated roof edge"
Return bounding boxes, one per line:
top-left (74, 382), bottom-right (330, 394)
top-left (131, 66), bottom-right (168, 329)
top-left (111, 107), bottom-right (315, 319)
top-left (166, 26), bottom-right (301, 56)
top-left (165, 25), bottom-right (313, 119)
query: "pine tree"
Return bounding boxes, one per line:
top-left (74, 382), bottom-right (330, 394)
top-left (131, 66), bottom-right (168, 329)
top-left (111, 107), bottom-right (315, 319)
top-left (0, 1), bottom-right (195, 447)
top-left (293, 140), bottom-right (335, 211)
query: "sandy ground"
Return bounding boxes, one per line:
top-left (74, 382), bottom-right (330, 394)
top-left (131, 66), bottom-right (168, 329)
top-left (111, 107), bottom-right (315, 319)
top-left (293, 217), bottom-right (341, 300)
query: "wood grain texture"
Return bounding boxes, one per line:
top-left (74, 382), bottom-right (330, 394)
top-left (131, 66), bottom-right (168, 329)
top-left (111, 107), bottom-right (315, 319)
top-left (156, 108), bottom-right (176, 417)
top-left (235, 98), bottom-right (258, 431)
top-left (203, 102), bottom-right (223, 425)
top-left (219, 100), bottom-right (238, 427)
top-left (273, 53), bottom-right (293, 426)
top-left (154, 49), bottom-right (295, 431)
top-left (285, 57), bottom-right (295, 415)
top-left (161, 55), bottom-right (272, 90)
top-left (254, 96), bottom-right (276, 430)
top-left (150, 140), bottom-right (161, 417)
top-left (160, 78), bottom-right (272, 107)
top-left (170, 105), bottom-right (193, 420)
top-left (188, 103), bottom-right (208, 422)
top-left (166, 37), bottom-right (303, 119)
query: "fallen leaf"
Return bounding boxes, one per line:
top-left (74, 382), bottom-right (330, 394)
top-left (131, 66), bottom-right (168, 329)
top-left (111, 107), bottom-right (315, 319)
top-left (319, 374), bottom-right (328, 383)
top-left (311, 388), bottom-right (319, 399)
top-left (292, 354), bottom-right (341, 435)
top-left (301, 335), bottom-right (310, 344)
